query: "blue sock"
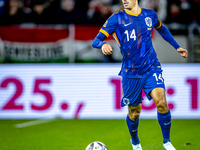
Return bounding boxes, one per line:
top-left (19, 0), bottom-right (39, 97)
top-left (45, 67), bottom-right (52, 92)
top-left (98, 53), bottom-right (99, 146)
top-left (126, 115), bottom-right (140, 145)
top-left (157, 110), bottom-right (171, 144)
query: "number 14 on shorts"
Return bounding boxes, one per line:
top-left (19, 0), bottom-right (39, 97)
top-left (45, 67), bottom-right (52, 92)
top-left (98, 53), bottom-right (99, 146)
top-left (153, 73), bottom-right (164, 84)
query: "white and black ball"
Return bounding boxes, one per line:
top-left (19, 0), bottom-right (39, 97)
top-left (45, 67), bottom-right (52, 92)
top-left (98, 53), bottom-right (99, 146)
top-left (85, 141), bottom-right (108, 150)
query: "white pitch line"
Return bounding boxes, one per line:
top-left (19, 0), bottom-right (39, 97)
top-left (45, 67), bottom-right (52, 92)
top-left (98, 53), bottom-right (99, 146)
top-left (15, 119), bottom-right (54, 128)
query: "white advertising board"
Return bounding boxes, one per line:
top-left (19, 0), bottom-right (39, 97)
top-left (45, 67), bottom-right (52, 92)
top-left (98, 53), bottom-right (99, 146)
top-left (0, 64), bottom-right (199, 119)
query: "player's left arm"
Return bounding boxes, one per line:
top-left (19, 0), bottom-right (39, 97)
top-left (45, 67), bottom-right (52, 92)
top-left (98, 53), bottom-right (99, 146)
top-left (154, 21), bottom-right (188, 58)
top-left (155, 23), bottom-right (188, 58)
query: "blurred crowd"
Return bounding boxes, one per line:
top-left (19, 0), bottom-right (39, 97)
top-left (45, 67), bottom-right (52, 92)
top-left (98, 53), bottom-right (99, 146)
top-left (0, 0), bottom-right (199, 26)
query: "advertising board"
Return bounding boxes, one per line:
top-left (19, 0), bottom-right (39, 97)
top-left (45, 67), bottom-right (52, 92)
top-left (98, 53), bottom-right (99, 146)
top-left (0, 64), bottom-right (199, 119)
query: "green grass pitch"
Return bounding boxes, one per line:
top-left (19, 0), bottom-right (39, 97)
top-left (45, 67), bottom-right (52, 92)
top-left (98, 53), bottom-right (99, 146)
top-left (0, 119), bottom-right (200, 150)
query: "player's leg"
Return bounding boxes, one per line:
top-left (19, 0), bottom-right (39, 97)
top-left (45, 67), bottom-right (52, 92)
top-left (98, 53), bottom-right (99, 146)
top-left (150, 88), bottom-right (170, 141)
top-left (150, 88), bottom-right (175, 150)
top-left (144, 70), bottom-right (175, 150)
top-left (121, 77), bottom-right (143, 150)
top-left (127, 104), bottom-right (141, 146)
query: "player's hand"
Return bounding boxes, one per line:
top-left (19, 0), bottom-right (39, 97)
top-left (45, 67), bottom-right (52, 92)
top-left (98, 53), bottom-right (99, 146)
top-left (102, 44), bottom-right (113, 55)
top-left (177, 47), bottom-right (188, 58)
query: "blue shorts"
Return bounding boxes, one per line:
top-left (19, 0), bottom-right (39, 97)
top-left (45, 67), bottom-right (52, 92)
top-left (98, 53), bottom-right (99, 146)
top-left (121, 70), bottom-right (165, 107)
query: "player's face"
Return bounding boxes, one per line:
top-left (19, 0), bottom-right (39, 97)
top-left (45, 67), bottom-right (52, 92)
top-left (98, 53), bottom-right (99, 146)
top-left (122, 0), bottom-right (137, 10)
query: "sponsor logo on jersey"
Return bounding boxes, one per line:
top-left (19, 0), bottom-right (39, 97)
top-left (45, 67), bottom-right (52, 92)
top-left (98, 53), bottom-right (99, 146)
top-left (124, 22), bottom-right (132, 26)
top-left (157, 82), bottom-right (163, 85)
top-left (145, 17), bottom-right (152, 27)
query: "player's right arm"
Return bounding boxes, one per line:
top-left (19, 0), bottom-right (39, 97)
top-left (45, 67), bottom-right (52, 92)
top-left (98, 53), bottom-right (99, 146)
top-left (92, 13), bottom-right (118, 55)
top-left (92, 32), bottom-right (113, 55)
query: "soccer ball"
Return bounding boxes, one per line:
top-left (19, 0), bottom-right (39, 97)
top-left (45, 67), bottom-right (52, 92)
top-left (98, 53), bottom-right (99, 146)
top-left (85, 141), bottom-right (108, 150)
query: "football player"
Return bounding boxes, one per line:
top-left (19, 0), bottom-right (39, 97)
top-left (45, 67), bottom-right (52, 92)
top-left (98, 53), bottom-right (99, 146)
top-left (92, 0), bottom-right (188, 149)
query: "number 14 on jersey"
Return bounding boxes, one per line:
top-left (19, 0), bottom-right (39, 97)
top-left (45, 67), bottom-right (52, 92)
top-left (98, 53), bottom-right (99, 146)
top-left (124, 29), bottom-right (136, 41)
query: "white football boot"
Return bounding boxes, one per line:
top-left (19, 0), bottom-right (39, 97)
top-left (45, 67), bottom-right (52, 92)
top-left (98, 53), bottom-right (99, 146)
top-left (130, 140), bottom-right (142, 150)
top-left (163, 142), bottom-right (176, 150)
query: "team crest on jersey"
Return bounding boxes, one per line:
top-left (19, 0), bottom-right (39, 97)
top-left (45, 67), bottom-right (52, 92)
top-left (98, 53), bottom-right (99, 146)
top-left (145, 17), bottom-right (152, 27)
top-left (123, 98), bottom-right (130, 106)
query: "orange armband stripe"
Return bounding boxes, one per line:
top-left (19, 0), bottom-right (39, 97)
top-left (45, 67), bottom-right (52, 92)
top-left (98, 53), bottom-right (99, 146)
top-left (100, 29), bottom-right (109, 37)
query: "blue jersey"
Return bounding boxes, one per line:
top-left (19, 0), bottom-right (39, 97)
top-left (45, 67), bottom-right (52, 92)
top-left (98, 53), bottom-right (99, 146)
top-left (100, 8), bottom-right (162, 78)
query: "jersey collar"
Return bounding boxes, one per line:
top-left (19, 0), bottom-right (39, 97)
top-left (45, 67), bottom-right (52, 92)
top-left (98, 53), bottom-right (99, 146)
top-left (124, 8), bottom-right (142, 16)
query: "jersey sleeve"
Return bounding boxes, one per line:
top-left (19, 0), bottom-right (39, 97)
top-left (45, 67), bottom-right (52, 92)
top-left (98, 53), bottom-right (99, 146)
top-left (151, 10), bottom-right (180, 49)
top-left (92, 13), bottom-right (118, 49)
top-left (151, 10), bottom-right (162, 29)
top-left (100, 13), bottom-right (118, 38)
